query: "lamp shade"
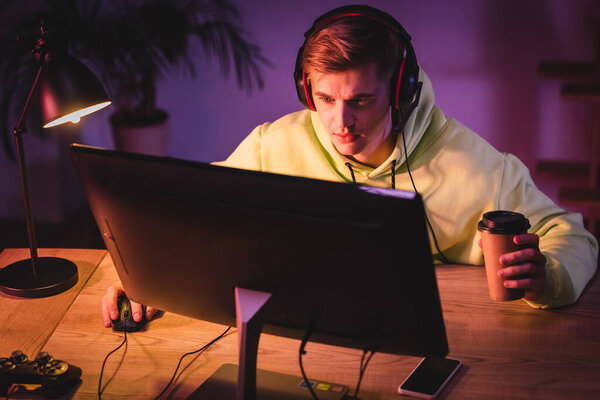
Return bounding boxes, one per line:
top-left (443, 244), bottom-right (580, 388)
top-left (39, 54), bottom-right (111, 128)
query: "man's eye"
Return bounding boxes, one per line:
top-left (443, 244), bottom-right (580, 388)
top-left (350, 98), bottom-right (368, 106)
top-left (320, 96), bottom-right (333, 103)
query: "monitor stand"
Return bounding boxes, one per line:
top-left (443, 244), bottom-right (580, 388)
top-left (188, 287), bottom-right (349, 400)
top-left (236, 287), bottom-right (272, 399)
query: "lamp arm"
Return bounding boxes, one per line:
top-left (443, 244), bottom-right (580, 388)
top-left (12, 64), bottom-right (44, 275)
top-left (14, 64), bottom-right (43, 134)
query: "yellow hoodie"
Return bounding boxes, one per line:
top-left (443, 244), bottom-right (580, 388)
top-left (220, 71), bottom-right (598, 309)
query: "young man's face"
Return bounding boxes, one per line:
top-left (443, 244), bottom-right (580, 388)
top-left (310, 62), bottom-right (394, 167)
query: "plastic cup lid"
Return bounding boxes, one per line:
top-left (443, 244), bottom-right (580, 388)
top-left (477, 210), bottom-right (530, 234)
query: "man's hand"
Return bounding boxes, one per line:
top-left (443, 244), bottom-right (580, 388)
top-left (497, 233), bottom-right (546, 301)
top-left (101, 282), bottom-right (160, 327)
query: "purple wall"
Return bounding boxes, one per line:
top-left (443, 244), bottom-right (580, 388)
top-left (1, 0), bottom-right (596, 221)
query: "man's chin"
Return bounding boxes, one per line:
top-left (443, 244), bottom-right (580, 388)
top-left (332, 140), bottom-right (363, 157)
top-left (335, 146), bottom-right (360, 158)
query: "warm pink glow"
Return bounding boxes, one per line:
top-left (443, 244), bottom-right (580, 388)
top-left (43, 101), bottom-right (111, 128)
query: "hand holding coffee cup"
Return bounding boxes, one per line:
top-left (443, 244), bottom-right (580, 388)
top-left (478, 211), bottom-right (546, 301)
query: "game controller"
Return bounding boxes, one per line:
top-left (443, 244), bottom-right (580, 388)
top-left (0, 350), bottom-right (81, 397)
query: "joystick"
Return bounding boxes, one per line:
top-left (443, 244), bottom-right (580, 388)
top-left (0, 350), bottom-right (81, 397)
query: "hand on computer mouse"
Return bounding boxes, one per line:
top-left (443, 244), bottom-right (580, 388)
top-left (102, 282), bottom-right (159, 328)
top-left (111, 295), bottom-right (146, 332)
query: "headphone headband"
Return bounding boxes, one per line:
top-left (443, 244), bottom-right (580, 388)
top-left (306, 5), bottom-right (412, 44)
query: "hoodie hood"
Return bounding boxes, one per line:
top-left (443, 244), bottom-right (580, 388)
top-left (310, 69), bottom-right (447, 182)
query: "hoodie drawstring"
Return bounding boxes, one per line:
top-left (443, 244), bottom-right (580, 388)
top-left (345, 162), bottom-right (357, 184)
top-left (390, 159), bottom-right (396, 189)
top-left (344, 160), bottom-right (396, 189)
top-left (345, 160), bottom-right (397, 189)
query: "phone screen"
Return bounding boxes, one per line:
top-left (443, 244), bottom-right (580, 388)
top-left (399, 357), bottom-right (461, 396)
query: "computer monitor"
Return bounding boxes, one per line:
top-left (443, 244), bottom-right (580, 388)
top-left (70, 143), bottom-right (449, 397)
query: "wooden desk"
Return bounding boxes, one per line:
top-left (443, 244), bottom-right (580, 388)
top-left (2, 249), bottom-right (600, 399)
top-left (0, 249), bottom-right (106, 357)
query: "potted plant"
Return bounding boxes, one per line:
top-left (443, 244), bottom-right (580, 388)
top-left (0, 0), bottom-right (269, 158)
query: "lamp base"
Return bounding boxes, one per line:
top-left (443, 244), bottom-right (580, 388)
top-left (0, 257), bottom-right (78, 298)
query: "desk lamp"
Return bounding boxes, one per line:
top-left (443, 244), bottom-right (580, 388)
top-left (0, 21), bottom-right (111, 298)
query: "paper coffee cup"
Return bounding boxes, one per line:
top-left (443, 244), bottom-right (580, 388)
top-left (478, 211), bottom-right (530, 301)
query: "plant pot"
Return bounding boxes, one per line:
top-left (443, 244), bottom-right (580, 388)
top-left (110, 109), bottom-right (170, 156)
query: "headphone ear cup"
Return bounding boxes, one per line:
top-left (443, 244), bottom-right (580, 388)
top-left (294, 47), bottom-right (316, 111)
top-left (294, 70), bottom-right (316, 111)
top-left (295, 78), bottom-right (309, 110)
top-left (392, 44), bottom-right (419, 108)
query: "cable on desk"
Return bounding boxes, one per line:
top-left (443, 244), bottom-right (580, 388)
top-left (353, 348), bottom-right (376, 398)
top-left (299, 322), bottom-right (377, 400)
top-left (299, 319), bottom-right (320, 400)
top-left (98, 331), bottom-right (127, 400)
top-left (152, 326), bottom-right (231, 400)
top-left (97, 326), bottom-right (231, 400)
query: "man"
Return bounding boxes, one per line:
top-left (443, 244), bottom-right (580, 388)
top-left (102, 5), bottom-right (597, 326)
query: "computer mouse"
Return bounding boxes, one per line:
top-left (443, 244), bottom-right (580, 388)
top-left (111, 295), bottom-right (146, 332)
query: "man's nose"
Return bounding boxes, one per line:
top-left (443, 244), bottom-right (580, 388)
top-left (333, 102), bottom-right (354, 132)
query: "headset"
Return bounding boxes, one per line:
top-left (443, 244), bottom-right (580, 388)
top-left (293, 5), bottom-right (421, 132)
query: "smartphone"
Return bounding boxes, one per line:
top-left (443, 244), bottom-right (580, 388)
top-left (397, 357), bottom-right (461, 399)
